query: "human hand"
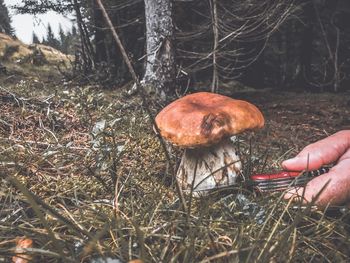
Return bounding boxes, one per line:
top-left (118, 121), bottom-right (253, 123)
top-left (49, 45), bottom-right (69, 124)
top-left (282, 130), bottom-right (350, 208)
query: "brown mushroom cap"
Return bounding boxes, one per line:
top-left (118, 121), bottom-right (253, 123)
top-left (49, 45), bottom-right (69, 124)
top-left (155, 92), bottom-right (264, 148)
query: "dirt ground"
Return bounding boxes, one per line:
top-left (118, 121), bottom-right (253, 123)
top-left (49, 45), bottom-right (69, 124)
top-left (2, 75), bottom-right (350, 168)
top-left (232, 90), bottom-right (350, 168)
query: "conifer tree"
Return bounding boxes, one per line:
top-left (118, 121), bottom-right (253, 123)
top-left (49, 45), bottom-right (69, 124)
top-left (0, 0), bottom-right (14, 35)
top-left (58, 24), bottom-right (69, 53)
top-left (143, 0), bottom-right (175, 97)
top-left (65, 24), bottom-right (79, 54)
top-left (43, 23), bottom-right (60, 49)
top-left (32, 32), bottom-right (41, 44)
top-left (59, 24), bottom-right (65, 43)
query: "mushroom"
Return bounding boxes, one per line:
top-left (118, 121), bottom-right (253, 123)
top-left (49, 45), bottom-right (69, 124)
top-left (155, 92), bottom-right (264, 195)
top-left (12, 237), bottom-right (33, 263)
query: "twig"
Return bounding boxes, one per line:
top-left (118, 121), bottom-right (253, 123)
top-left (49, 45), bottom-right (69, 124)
top-left (210, 0), bottom-right (219, 93)
top-left (2, 173), bottom-right (67, 259)
top-left (199, 247), bottom-right (252, 263)
top-left (0, 172), bottom-right (92, 238)
top-left (95, 0), bottom-right (140, 87)
top-left (96, 0), bottom-right (187, 211)
top-left (0, 119), bottom-right (11, 127)
top-left (0, 137), bottom-right (89, 151)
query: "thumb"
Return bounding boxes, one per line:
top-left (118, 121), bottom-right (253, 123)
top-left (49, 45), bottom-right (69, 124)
top-left (282, 155), bottom-right (323, 171)
top-left (282, 130), bottom-right (350, 171)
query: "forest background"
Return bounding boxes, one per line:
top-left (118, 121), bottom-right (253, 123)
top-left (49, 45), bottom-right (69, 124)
top-left (1, 0), bottom-right (350, 262)
top-left (2, 0), bottom-right (350, 94)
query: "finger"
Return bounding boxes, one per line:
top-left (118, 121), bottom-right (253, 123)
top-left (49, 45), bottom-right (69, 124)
top-left (338, 144), bottom-right (350, 162)
top-left (282, 130), bottom-right (350, 171)
top-left (284, 157), bottom-right (350, 208)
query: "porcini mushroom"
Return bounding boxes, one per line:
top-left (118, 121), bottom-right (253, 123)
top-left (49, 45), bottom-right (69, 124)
top-left (155, 92), bottom-right (264, 195)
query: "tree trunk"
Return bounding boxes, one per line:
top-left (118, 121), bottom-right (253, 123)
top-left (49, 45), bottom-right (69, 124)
top-left (93, 0), bottom-right (107, 63)
top-left (73, 0), bottom-right (95, 72)
top-left (298, 0), bottom-right (315, 90)
top-left (143, 0), bottom-right (176, 99)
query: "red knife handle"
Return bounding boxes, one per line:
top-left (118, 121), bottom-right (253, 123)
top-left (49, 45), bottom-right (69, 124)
top-left (251, 171), bottom-right (300, 181)
top-left (250, 167), bottom-right (330, 193)
top-left (251, 167), bottom-right (330, 181)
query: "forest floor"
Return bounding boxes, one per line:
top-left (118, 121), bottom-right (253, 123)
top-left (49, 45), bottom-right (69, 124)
top-left (1, 45), bottom-right (350, 262)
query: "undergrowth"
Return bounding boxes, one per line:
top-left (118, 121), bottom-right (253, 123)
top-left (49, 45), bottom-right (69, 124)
top-left (0, 81), bottom-right (349, 262)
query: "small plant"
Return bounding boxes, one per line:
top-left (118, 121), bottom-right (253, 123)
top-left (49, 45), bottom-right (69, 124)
top-left (20, 47), bottom-right (49, 66)
top-left (2, 44), bottom-right (19, 61)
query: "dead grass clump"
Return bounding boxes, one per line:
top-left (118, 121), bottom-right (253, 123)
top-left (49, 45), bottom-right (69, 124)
top-left (0, 33), bottom-right (72, 66)
top-left (1, 44), bottom-right (20, 61)
top-left (1, 83), bottom-right (350, 262)
top-left (0, 33), bottom-right (73, 81)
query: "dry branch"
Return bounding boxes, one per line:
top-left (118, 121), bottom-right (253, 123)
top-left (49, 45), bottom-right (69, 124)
top-left (95, 0), bottom-right (187, 211)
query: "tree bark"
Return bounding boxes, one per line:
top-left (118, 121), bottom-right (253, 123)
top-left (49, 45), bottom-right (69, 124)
top-left (298, 0), bottom-right (315, 90)
top-left (73, 0), bottom-right (95, 72)
top-left (143, 0), bottom-right (176, 98)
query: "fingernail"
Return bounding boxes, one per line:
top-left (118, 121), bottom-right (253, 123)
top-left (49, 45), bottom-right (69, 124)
top-left (282, 157), bottom-right (299, 167)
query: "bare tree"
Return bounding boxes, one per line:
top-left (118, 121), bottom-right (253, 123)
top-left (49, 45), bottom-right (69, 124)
top-left (176, 0), bottom-right (296, 92)
top-left (312, 0), bottom-right (341, 92)
top-left (143, 0), bottom-right (176, 98)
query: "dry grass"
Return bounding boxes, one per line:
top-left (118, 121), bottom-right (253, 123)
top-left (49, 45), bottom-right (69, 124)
top-left (0, 80), bottom-right (350, 263)
top-left (0, 33), bottom-right (72, 80)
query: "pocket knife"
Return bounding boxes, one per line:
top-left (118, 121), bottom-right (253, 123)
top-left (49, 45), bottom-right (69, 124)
top-left (249, 167), bottom-right (330, 193)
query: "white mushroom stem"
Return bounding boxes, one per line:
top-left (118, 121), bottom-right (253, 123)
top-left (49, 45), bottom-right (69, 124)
top-left (176, 138), bottom-right (242, 195)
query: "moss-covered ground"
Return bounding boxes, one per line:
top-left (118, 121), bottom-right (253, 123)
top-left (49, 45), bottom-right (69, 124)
top-left (1, 52), bottom-right (350, 262)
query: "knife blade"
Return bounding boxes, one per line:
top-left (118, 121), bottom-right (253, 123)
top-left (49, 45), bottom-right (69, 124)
top-left (249, 167), bottom-right (330, 193)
